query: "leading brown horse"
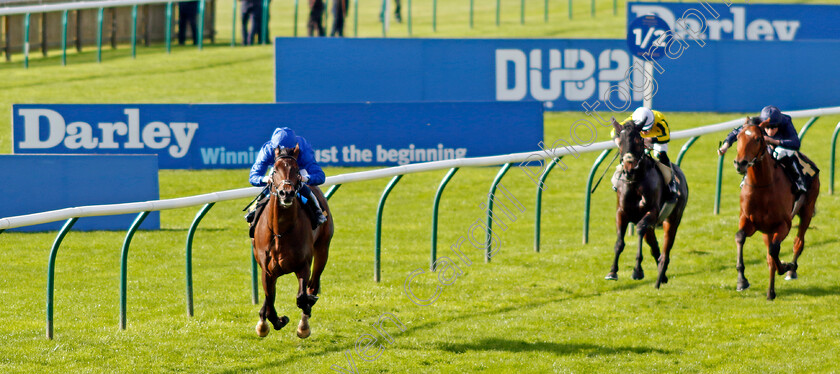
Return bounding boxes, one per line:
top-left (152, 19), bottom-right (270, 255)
top-left (732, 118), bottom-right (819, 300)
top-left (253, 145), bottom-right (334, 338)
top-left (607, 119), bottom-right (689, 288)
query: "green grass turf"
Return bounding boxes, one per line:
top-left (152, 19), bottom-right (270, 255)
top-left (2, 0), bottom-right (840, 373)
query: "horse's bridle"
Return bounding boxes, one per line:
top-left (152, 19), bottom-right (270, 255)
top-left (268, 155), bottom-right (303, 201)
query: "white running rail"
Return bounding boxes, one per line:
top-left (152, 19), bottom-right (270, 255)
top-left (2, 105), bottom-right (840, 230)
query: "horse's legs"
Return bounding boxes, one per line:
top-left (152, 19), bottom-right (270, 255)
top-left (631, 230), bottom-right (645, 280)
top-left (259, 271), bottom-right (289, 331)
top-left (736, 218), bottom-right (755, 291)
top-left (308, 237), bottom-right (331, 297)
top-left (295, 266), bottom-right (314, 339)
top-left (656, 220), bottom-right (679, 289)
top-left (766, 224), bottom-right (792, 301)
top-left (788, 196), bottom-right (815, 280)
top-left (606, 211), bottom-right (629, 280)
top-left (632, 210), bottom-right (657, 281)
top-left (644, 229), bottom-right (661, 266)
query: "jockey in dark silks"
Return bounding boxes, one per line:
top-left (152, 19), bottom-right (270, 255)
top-left (718, 105), bottom-right (807, 196)
top-left (245, 127), bottom-right (327, 233)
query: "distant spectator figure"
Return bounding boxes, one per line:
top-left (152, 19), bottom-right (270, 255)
top-left (379, 0), bottom-right (401, 23)
top-left (308, 0), bottom-right (326, 36)
top-left (242, 0), bottom-right (265, 45)
top-left (330, 0), bottom-right (348, 37)
top-left (178, 0), bottom-right (199, 45)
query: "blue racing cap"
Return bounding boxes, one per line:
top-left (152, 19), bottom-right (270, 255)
top-left (759, 106), bottom-right (783, 127)
top-left (269, 127), bottom-right (298, 150)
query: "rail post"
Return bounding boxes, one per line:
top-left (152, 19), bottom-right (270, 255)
top-left (590, 0), bottom-right (595, 16)
top-left (231, 0), bottom-right (237, 44)
top-left (61, 10), bottom-right (68, 65)
top-left (544, 0), bottom-right (548, 22)
top-left (469, 0), bottom-right (474, 28)
top-left (354, 0), bottom-right (359, 37)
top-left (797, 116), bottom-right (819, 142)
top-left (830, 121), bottom-right (840, 195)
top-left (165, 2), bottom-right (172, 53)
top-left (675, 136), bottom-right (699, 167)
top-left (430, 168), bottom-right (459, 270)
top-left (520, 0), bottom-right (524, 24)
top-left (485, 163), bottom-right (512, 262)
top-left (197, 0), bottom-right (206, 49)
top-left (185, 203), bottom-right (214, 317)
top-left (250, 242), bottom-right (258, 304)
top-left (374, 175), bottom-right (403, 282)
top-left (408, 0), bottom-right (412, 36)
top-left (583, 149), bottom-right (612, 244)
top-left (496, 0), bottom-right (500, 27)
top-left (120, 211), bottom-right (150, 330)
top-left (130, 5), bottom-right (138, 58)
top-left (325, 184), bottom-right (341, 200)
top-left (714, 153), bottom-right (724, 214)
top-left (96, 7), bottom-right (104, 62)
top-left (432, 0), bottom-right (437, 32)
top-left (535, 158), bottom-right (560, 253)
top-left (293, 0), bottom-right (299, 37)
top-left (261, 0), bottom-right (268, 44)
top-left (23, 12), bottom-right (30, 68)
top-left (46, 217), bottom-right (78, 340)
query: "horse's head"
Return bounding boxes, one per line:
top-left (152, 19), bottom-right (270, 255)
top-left (269, 144), bottom-right (302, 208)
top-left (733, 117), bottom-right (767, 175)
top-left (612, 118), bottom-right (646, 180)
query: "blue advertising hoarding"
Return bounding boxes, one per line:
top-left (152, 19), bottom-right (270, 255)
top-left (274, 38), bottom-right (646, 111)
top-left (12, 102), bottom-right (543, 168)
top-left (627, 2), bottom-right (840, 42)
top-left (651, 39), bottom-right (840, 112)
top-left (0, 155), bottom-right (160, 232)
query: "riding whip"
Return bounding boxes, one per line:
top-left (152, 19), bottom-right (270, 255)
top-left (242, 185), bottom-right (270, 212)
top-left (590, 151), bottom-right (620, 194)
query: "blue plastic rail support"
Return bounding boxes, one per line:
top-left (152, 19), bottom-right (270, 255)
top-left (535, 158), bottom-right (560, 253)
top-left (186, 203), bottom-right (214, 317)
top-left (374, 175), bottom-right (403, 282)
top-left (46, 217), bottom-right (78, 340)
top-left (120, 211), bottom-right (150, 330)
top-left (583, 149), bottom-right (612, 244)
top-left (485, 163), bottom-right (512, 262)
top-left (431, 168), bottom-right (459, 270)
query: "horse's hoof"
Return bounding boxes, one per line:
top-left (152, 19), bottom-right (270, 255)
top-left (605, 273), bottom-right (618, 281)
top-left (767, 290), bottom-right (776, 301)
top-left (661, 275), bottom-right (668, 284)
top-left (632, 268), bottom-right (644, 280)
top-left (297, 314), bottom-right (311, 339)
top-left (785, 270), bottom-right (798, 281)
top-left (737, 280), bottom-right (750, 291)
top-left (271, 315), bottom-right (290, 331)
top-left (256, 320), bottom-right (270, 337)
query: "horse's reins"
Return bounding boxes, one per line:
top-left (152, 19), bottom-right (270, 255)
top-left (268, 155), bottom-right (304, 239)
top-left (738, 129), bottom-right (774, 189)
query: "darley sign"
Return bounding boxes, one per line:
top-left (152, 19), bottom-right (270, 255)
top-left (12, 103), bottom-right (543, 169)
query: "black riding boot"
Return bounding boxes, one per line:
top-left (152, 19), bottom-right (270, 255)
top-left (300, 185), bottom-right (327, 230)
top-left (658, 152), bottom-right (678, 201)
top-left (780, 156), bottom-right (807, 196)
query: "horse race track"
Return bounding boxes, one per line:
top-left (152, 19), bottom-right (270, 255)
top-left (2, 0), bottom-right (839, 372)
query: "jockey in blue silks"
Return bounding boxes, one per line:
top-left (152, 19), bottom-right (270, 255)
top-left (246, 127), bottom-right (327, 232)
top-left (718, 105), bottom-right (806, 196)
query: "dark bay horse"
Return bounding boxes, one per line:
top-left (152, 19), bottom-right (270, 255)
top-left (732, 119), bottom-right (819, 300)
top-left (253, 145), bottom-right (334, 338)
top-left (607, 119), bottom-right (689, 288)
